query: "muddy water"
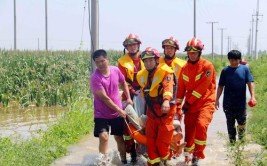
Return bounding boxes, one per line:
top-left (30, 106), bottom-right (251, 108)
top-left (0, 104), bottom-right (66, 140)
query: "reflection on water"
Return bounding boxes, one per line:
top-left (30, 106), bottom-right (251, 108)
top-left (0, 103), bottom-right (66, 140)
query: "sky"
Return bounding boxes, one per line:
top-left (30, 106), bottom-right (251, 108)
top-left (0, 0), bottom-right (266, 55)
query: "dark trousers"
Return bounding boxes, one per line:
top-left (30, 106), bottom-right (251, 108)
top-left (223, 108), bottom-right (247, 143)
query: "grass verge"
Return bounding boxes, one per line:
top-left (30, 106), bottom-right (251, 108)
top-left (0, 97), bottom-right (94, 166)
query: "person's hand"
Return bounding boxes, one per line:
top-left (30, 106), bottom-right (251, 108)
top-left (161, 100), bottom-right (170, 113)
top-left (182, 101), bottom-right (190, 114)
top-left (129, 87), bottom-right (137, 96)
top-left (215, 100), bottom-right (220, 110)
top-left (126, 98), bottom-right (133, 106)
top-left (176, 104), bottom-right (183, 121)
top-left (118, 109), bottom-right (127, 119)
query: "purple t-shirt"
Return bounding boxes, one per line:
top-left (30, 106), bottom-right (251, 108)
top-left (90, 66), bottom-right (125, 119)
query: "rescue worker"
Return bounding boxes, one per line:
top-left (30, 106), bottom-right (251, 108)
top-left (137, 47), bottom-right (176, 166)
top-left (176, 38), bottom-right (216, 166)
top-left (118, 33), bottom-right (144, 163)
top-left (160, 36), bottom-right (186, 120)
top-left (160, 37), bottom-right (187, 159)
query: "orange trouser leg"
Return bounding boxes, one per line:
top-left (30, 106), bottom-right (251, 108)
top-left (184, 111), bottom-right (198, 154)
top-left (146, 117), bottom-right (161, 165)
top-left (157, 119), bottom-right (174, 160)
top-left (193, 107), bottom-right (213, 159)
top-left (146, 115), bottom-right (174, 165)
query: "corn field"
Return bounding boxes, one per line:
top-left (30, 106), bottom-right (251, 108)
top-left (0, 50), bottom-right (91, 107)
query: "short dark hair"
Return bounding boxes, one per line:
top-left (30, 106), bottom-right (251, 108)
top-left (228, 50), bottom-right (241, 60)
top-left (92, 49), bottom-right (108, 61)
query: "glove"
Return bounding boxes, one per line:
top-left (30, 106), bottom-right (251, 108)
top-left (182, 101), bottom-right (190, 114)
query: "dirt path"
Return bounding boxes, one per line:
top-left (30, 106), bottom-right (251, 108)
top-left (51, 102), bottom-right (232, 166)
top-left (51, 91), bottom-right (262, 166)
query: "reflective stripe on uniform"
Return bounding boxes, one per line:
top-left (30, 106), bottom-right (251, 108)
top-left (161, 153), bottom-right (170, 160)
top-left (195, 72), bottom-right (203, 81)
top-left (163, 91), bottom-right (173, 98)
top-left (123, 135), bottom-right (132, 141)
top-left (147, 157), bottom-right (161, 164)
top-left (177, 98), bottom-right (183, 103)
top-left (182, 74), bottom-right (189, 82)
top-left (184, 144), bottom-right (195, 152)
top-left (195, 139), bottom-right (206, 145)
top-left (192, 90), bottom-right (202, 98)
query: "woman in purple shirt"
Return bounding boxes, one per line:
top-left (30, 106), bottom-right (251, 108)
top-left (90, 49), bottom-right (133, 164)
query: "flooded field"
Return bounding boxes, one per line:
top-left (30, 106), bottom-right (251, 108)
top-left (0, 103), bottom-right (66, 140)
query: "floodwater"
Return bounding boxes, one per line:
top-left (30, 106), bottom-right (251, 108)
top-left (0, 103), bottom-right (66, 140)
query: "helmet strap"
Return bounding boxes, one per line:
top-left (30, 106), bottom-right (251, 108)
top-left (164, 50), bottom-right (176, 60)
top-left (148, 63), bottom-right (158, 73)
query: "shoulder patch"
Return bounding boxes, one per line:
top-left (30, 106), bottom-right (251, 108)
top-left (206, 70), bottom-right (211, 77)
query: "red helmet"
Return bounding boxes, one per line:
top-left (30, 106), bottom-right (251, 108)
top-left (141, 47), bottom-right (160, 60)
top-left (123, 33), bottom-right (142, 48)
top-left (162, 36), bottom-right (179, 50)
top-left (184, 37), bottom-right (204, 52)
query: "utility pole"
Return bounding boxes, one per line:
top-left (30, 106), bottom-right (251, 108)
top-left (45, 0), bottom-right (48, 51)
top-left (227, 36), bottom-right (231, 53)
top-left (218, 28), bottom-right (226, 61)
top-left (14, 0), bottom-right (17, 50)
top-left (254, 0), bottom-right (263, 59)
top-left (90, 0), bottom-right (99, 72)
top-left (194, 0), bottom-right (196, 37)
top-left (249, 28), bottom-right (251, 57)
top-left (251, 16), bottom-right (254, 58)
top-left (38, 38), bottom-right (40, 50)
top-left (207, 21), bottom-right (218, 60)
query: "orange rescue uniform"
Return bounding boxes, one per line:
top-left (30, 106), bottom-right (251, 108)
top-left (118, 53), bottom-right (145, 100)
top-left (137, 64), bottom-right (176, 165)
top-left (177, 57), bottom-right (216, 159)
top-left (159, 57), bottom-right (186, 119)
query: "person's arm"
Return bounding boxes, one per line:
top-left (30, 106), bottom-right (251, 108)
top-left (95, 89), bottom-right (126, 118)
top-left (247, 82), bottom-right (256, 103)
top-left (246, 67), bottom-right (256, 103)
top-left (161, 72), bottom-right (174, 113)
top-left (121, 80), bottom-right (133, 106)
top-left (215, 85), bottom-right (224, 110)
top-left (176, 68), bottom-right (186, 105)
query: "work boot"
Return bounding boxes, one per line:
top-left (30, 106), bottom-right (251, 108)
top-left (185, 156), bottom-right (192, 164)
top-left (163, 159), bottom-right (174, 166)
top-left (238, 127), bottom-right (246, 142)
top-left (229, 134), bottom-right (236, 144)
top-left (131, 157), bottom-right (137, 164)
top-left (121, 160), bottom-right (127, 165)
top-left (192, 157), bottom-right (199, 166)
top-left (130, 144), bottom-right (137, 163)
